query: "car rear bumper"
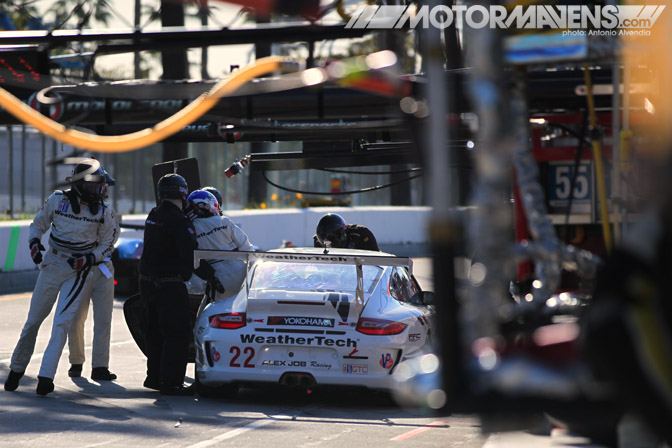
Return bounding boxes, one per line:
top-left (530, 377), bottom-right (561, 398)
top-left (194, 341), bottom-right (399, 391)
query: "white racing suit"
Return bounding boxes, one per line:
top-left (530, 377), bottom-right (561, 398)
top-left (9, 191), bottom-right (117, 380)
top-left (192, 214), bottom-right (254, 299)
top-left (67, 257), bottom-right (116, 370)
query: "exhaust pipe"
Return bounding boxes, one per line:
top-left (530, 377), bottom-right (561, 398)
top-left (299, 374), bottom-right (315, 387)
top-left (280, 372), bottom-right (316, 388)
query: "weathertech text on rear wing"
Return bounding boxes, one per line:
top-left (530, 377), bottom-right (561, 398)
top-left (193, 250), bottom-right (413, 271)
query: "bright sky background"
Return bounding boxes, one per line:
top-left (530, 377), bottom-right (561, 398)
top-left (91, 0), bottom-right (256, 80)
top-left (57, 0), bottom-right (354, 81)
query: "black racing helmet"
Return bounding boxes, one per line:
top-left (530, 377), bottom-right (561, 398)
top-left (316, 213), bottom-right (347, 248)
top-left (70, 159), bottom-right (106, 203)
top-left (202, 186), bottom-right (223, 211)
top-left (157, 173), bottom-right (188, 203)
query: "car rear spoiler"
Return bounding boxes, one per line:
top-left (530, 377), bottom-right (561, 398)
top-left (194, 249), bottom-right (413, 313)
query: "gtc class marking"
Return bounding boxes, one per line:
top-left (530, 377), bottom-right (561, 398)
top-left (343, 364), bottom-right (368, 374)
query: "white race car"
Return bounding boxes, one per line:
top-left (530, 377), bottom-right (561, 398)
top-left (193, 247), bottom-right (435, 397)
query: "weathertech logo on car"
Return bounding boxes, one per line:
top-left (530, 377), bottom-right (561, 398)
top-left (267, 316), bottom-right (334, 327)
top-left (240, 334), bottom-right (356, 348)
top-left (253, 253), bottom-right (349, 263)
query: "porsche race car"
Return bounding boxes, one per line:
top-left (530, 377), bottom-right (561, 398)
top-left (193, 247), bottom-right (435, 397)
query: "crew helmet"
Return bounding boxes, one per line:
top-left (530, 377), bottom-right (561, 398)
top-left (316, 213), bottom-right (348, 248)
top-left (202, 186), bottom-right (223, 212)
top-left (187, 190), bottom-right (220, 217)
top-left (69, 159), bottom-right (106, 203)
top-left (157, 173), bottom-right (188, 203)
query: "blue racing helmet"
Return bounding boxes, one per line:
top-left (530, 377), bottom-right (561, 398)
top-left (187, 189), bottom-right (220, 217)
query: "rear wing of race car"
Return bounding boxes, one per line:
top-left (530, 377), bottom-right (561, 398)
top-left (193, 249), bottom-right (413, 312)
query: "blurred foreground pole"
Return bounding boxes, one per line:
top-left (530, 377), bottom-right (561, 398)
top-left (161, 0), bottom-right (189, 162)
top-left (422, 0), bottom-right (462, 407)
top-left (199, 0), bottom-right (210, 80)
top-left (8, 126), bottom-right (14, 218)
top-left (247, 16), bottom-right (271, 206)
top-left (461, 0), bottom-right (516, 393)
top-left (134, 0), bottom-right (142, 79)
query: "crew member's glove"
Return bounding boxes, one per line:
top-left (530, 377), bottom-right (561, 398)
top-left (210, 277), bottom-right (225, 294)
top-left (29, 238), bottom-right (45, 265)
top-left (183, 203), bottom-right (197, 221)
top-left (67, 253), bottom-right (94, 271)
top-left (195, 260), bottom-right (225, 293)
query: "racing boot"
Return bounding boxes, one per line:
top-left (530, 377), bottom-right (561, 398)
top-left (143, 376), bottom-right (161, 391)
top-left (91, 367), bottom-right (117, 381)
top-left (160, 382), bottom-right (195, 396)
top-left (68, 364), bottom-right (83, 378)
top-left (36, 376), bottom-right (54, 396)
top-left (4, 370), bottom-right (24, 391)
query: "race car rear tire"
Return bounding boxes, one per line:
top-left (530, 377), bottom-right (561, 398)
top-left (196, 377), bottom-right (239, 399)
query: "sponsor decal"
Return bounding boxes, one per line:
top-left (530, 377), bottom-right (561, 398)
top-left (196, 224), bottom-right (229, 239)
top-left (58, 199), bottom-right (70, 213)
top-left (408, 333), bottom-right (421, 342)
top-left (182, 123), bottom-right (212, 133)
top-left (240, 334), bottom-right (357, 348)
top-left (54, 211), bottom-right (103, 222)
top-left (344, 347), bottom-right (368, 360)
top-left (310, 361), bottom-right (332, 370)
top-left (28, 91), bottom-right (63, 121)
top-left (261, 360), bottom-right (307, 367)
top-left (211, 345), bottom-right (221, 362)
top-left (267, 316), bottom-right (334, 327)
top-left (254, 253), bottom-right (349, 263)
top-left (343, 364), bottom-right (368, 375)
top-left (326, 293), bottom-right (351, 322)
top-left (197, 325), bottom-right (205, 335)
top-left (380, 353), bottom-right (394, 369)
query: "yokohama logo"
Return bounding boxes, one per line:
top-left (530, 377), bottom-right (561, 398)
top-left (267, 316), bottom-right (334, 327)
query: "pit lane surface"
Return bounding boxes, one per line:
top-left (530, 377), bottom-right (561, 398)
top-left (0, 259), bottom-right (605, 447)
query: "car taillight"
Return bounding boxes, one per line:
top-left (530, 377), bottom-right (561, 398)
top-left (209, 313), bottom-right (246, 329)
top-left (356, 318), bottom-right (407, 335)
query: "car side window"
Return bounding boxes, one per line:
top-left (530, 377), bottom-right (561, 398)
top-left (389, 269), bottom-right (404, 302)
top-left (389, 267), bottom-right (420, 303)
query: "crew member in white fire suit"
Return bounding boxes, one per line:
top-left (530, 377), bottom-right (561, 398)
top-left (186, 189), bottom-right (254, 298)
top-left (4, 159), bottom-right (117, 396)
top-left (66, 169), bottom-right (119, 381)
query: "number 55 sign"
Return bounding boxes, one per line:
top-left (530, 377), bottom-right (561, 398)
top-left (547, 161), bottom-right (610, 212)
